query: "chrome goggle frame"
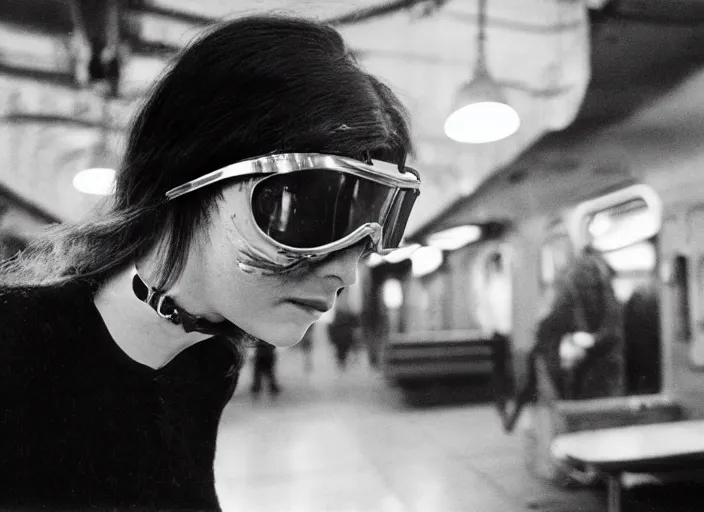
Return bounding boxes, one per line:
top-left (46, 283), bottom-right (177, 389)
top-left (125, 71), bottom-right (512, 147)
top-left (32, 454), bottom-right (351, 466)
top-left (165, 153), bottom-right (421, 260)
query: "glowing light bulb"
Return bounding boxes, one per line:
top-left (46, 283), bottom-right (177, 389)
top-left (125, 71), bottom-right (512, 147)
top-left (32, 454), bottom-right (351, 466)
top-left (383, 244), bottom-right (421, 264)
top-left (73, 168), bottom-right (116, 195)
top-left (427, 225), bottom-right (482, 251)
top-left (382, 279), bottom-right (404, 310)
top-left (365, 253), bottom-right (384, 267)
top-left (411, 246), bottom-right (444, 277)
top-left (444, 102), bottom-right (520, 143)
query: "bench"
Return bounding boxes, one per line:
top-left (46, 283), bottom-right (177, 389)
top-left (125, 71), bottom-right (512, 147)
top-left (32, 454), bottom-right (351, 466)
top-left (552, 419), bottom-right (704, 512)
top-left (382, 329), bottom-right (494, 382)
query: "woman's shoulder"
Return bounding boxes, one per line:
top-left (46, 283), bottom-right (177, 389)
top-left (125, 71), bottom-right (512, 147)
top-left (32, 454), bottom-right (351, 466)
top-left (0, 283), bottom-right (49, 316)
top-left (0, 280), bottom-right (94, 330)
top-left (0, 281), bottom-right (100, 369)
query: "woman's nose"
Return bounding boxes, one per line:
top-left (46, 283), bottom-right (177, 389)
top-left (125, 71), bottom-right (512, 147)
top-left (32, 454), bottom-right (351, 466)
top-left (315, 241), bottom-right (368, 287)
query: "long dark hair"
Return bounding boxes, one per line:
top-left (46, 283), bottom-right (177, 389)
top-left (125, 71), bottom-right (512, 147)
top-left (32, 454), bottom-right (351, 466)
top-left (0, 14), bottom-right (413, 291)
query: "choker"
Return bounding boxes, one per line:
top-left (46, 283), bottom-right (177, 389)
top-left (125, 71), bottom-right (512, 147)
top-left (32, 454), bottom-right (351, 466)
top-left (131, 272), bottom-right (235, 337)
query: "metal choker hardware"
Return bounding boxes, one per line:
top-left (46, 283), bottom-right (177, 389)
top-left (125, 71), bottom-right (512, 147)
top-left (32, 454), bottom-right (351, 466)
top-left (131, 272), bottom-right (236, 337)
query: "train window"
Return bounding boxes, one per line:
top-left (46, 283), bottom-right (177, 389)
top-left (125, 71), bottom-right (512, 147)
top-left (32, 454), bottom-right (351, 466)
top-left (671, 255), bottom-right (691, 343)
top-left (426, 272), bottom-right (447, 330)
top-left (382, 279), bottom-right (403, 310)
top-left (698, 257), bottom-right (704, 334)
top-left (586, 197), bottom-right (659, 252)
top-left (474, 248), bottom-right (513, 336)
top-left (539, 235), bottom-right (572, 289)
top-left (382, 278), bottom-right (404, 334)
top-left (603, 241), bottom-right (657, 303)
top-left (486, 251), bottom-right (512, 335)
top-left (540, 245), bottom-right (556, 286)
top-left (603, 241), bottom-right (656, 274)
top-left (538, 238), bottom-right (661, 400)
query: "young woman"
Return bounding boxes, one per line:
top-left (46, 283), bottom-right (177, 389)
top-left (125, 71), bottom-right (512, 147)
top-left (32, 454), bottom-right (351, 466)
top-left (0, 15), bottom-right (420, 511)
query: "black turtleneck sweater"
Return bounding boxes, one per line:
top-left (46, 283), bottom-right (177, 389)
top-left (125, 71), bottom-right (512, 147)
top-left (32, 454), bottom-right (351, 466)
top-left (0, 281), bottom-right (240, 511)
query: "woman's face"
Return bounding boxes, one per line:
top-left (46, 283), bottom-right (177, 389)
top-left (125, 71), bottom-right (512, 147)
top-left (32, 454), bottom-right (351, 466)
top-left (198, 180), bottom-right (366, 348)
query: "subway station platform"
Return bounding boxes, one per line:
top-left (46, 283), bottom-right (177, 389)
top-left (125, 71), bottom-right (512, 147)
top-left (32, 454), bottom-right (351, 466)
top-left (212, 328), bottom-right (608, 512)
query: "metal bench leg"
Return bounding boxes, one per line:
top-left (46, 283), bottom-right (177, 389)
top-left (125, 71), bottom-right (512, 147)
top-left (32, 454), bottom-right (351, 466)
top-left (607, 473), bottom-right (623, 512)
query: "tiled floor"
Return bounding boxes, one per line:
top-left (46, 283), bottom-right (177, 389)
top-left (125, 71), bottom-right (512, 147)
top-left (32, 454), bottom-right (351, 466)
top-left (213, 328), bottom-right (607, 512)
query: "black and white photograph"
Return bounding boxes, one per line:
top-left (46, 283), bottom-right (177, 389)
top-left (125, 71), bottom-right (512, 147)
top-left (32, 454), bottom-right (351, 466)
top-left (0, 0), bottom-right (703, 510)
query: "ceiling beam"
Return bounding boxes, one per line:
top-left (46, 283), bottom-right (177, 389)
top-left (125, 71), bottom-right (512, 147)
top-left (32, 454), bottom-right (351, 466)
top-left (0, 62), bottom-right (76, 88)
top-left (326, 0), bottom-right (445, 26)
top-left (130, 2), bottom-right (216, 26)
top-left (0, 183), bottom-right (62, 225)
top-left (0, 0), bottom-right (73, 35)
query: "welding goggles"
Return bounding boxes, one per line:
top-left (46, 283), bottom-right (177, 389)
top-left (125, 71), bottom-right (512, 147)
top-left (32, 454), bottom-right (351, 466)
top-left (165, 153), bottom-right (421, 265)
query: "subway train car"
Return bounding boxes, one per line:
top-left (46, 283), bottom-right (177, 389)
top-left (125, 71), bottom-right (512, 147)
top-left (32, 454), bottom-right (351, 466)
top-left (364, 25), bottom-right (704, 484)
top-left (368, 139), bottom-right (704, 480)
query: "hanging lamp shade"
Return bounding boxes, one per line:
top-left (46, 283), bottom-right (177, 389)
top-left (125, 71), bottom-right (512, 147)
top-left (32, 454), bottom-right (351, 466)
top-left (73, 167), bottom-right (116, 195)
top-left (74, 140), bottom-right (118, 196)
top-left (73, 93), bottom-right (118, 196)
top-left (444, 67), bottom-right (521, 144)
top-left (444, 0), bottom-right (520, 144)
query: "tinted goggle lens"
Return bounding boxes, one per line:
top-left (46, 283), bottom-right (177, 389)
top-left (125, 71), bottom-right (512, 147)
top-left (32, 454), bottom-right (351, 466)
top-left (251, 169), bottom-right (416, 251)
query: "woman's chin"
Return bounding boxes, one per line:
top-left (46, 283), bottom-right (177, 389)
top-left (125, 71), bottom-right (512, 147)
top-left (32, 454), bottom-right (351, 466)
top-left (247, 323), bottom-right (311, 348)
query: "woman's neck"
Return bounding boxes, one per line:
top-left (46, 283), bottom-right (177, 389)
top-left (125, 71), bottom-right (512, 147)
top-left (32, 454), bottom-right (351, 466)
top-left (93, 265), bottom-right (211, 369)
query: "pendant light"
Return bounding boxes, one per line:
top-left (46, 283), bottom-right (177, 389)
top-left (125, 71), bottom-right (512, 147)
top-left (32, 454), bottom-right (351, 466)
top-left (426, 225), bottom-right (483, 251)
top-left (444, 0), bottom-right (520, 143)
top-left (73, 86), bottom-right (117, 196)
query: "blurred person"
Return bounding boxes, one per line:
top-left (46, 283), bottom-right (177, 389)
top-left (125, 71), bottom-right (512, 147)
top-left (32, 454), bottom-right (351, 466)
top-left (251, 340), bottom-right (280, 394)
top-left (483, 252), bottom-right (516, 419)
top-left (537, 248), bottom-right (625, 399)
top-left (298, 324), bottom-right (315, 374)
top-left (0, 14), bottom-right (419, 512)
top-left (327, 308), bottom-right (361, 370)
top-left (533, 246), bottom-right (625, 400)
top-left (505, 247), bottom-right (624, 430)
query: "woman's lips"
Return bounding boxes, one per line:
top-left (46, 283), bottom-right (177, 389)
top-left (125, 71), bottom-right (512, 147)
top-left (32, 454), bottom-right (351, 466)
top-left (287, 298), bottom-right (331, 313)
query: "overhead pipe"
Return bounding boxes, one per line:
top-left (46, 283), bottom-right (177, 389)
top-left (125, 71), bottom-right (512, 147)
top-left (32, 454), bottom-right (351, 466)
top-left (326, 0), bottom-right (449, 26)
top-left (0, 183), bottom-right (62, 225)
top-left (129, 2), bottom-right (216, 26)
top-left (4, 113), bottom-right (120, 132)
top-left (0, 62), bottom-right (75, 88)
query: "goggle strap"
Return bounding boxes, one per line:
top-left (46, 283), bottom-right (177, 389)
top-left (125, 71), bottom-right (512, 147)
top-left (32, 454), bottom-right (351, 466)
top-left (363, 149), bottom-right (418, 180)
top-left (399, 162), bottom-right (421, 181)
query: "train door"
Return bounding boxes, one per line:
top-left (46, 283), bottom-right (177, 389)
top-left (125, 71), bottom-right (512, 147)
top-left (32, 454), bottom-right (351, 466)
top-left (686, 208), bottom-right (704, 367)
top-left (517, 185), bottom-right (680, 482)
top-left (566, 184), bottom-right (665, 399)
top-left (661, 205), bottom-right (704, 417)
top-left (474, 244), bottom-right (517, 422)
top-left (671, 255), bottom-right (690, 343)
top-left (424, 269), bottom-right (449, 331)
top-left (519, 225), bottom-right (575, 480)
top-left (474, 243), bottom-right (514, 337)
top-left (538, 228), bottom-right (573, 318)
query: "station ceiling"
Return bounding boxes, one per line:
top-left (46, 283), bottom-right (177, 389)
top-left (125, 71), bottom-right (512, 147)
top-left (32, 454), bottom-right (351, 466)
top-left (0, 0), bottom-right (703, 234)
